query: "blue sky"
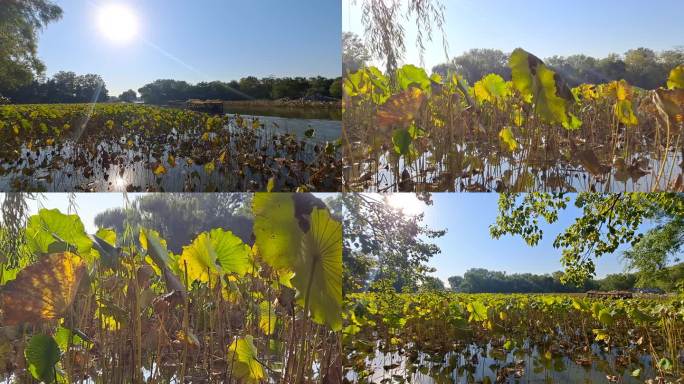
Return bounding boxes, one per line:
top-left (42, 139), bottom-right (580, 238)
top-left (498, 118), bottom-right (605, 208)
top-left (387, 194), bottom-right (656, 285)
top-left (343, 0), bottom-right (684, 71)
top-left (39, 0), bottom-right (341, 95)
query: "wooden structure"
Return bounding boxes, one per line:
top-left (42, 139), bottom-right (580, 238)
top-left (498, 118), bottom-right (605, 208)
top-left (586, 290), bottom-right (633, 299)
top-left (186, 99), bottom-right (224, 114)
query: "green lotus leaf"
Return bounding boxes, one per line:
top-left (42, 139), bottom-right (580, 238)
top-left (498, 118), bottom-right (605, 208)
top-left (598, 308), bottom-right (614, 327)
top-left (291, 207), bottom-right (343, 331)
top-left (54, 326), bottom-right (90, 351)
top-left (227, 335), bottom-right (266, 383)
top-left (467, 301), bottom-right (488, 322)
top-left (615, 99), bottom-right (639, 126)
top-left (259, 301), bottom-right (277, 335)
top-left (473, 74), bottom-right (510, 106)
top-left (392, 128), bottom-right (412, 155)
top-left (208, 228), bottom-right (251, 276)
top-left (657, 357), bottom-right (672, 371)
top-left (397, 64), bottom-right (431, 92)
top-left (95, 228), bottom-right (116, 246)
top-left (25, 334), bottom-right (60, 383)
top-left (667, 65), bottom-right (684, 90)
top-left (498, 127), bottom-right (518, 152)
top-left (141, 229), bottom-right (186, 293)
top-left (179, 232), bottom-right (222, 283)
top-left (510, 48), bottom-right (581, 130)
top-left (252, 193), bottom-right (300, 271)
top-left (26, 209), bottom-right (93, 258)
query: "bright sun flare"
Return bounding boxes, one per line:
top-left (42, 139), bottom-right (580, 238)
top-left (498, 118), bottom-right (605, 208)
top-left (97, 4), bottom-right (139, 43)
top-left (388, 194), bottom-right (425, 216)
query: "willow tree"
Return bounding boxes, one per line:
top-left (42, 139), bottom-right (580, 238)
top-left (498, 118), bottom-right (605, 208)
top-left (354, 0), bottom-right (448, 76)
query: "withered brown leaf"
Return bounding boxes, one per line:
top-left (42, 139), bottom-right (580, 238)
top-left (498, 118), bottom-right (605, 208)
top-left (376, 88), bottom-right (427, 130)
top-left (0, 252), bottom-right (86, 325)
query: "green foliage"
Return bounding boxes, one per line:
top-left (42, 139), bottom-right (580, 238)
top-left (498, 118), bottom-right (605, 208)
top-left (623, 216), bottom-right (684, 288)
top-left (292, 207), bottom-right (343, 331)
top-left (252, 193), bottom-right (301, 270)
top-left (667, 65), bottom-right (684, 90)
top-left (118, 89), bottom-right (137, 103)
top-left (473, 74), bottom-right (510, 106)
top-left (6, 71), bottom-right (109, 103)
top-left (392, 128), bottom-right (412, 155)
top-left (25, 334), bottom-right (60, 383)
top-left (136, 76), bottom-right (342, 105)
top-left (433, 49), bottom-right (510, 85)
top-left (206, 229), bottom-right (251, 276)
top-left (226, 336), bottom-right (265, 383)
top-left (178, 228), bottom-right (251, 284)
top-left (258, 301), bottom-right (277, 335)
top-left (434, 47), bottom-right (684, 90)
top-left (491, 193), bottom-right (684, 284)
top-left (509, 48), bottom-right (581, 130)
top-left (397, 64), bottom-right (431, 92)
top-left (0, 0), bottom-right (62, 92)
top-left (498, 127), bottom-right (518, 151)
top-left (97, 194), bottom-right (253, 253)
top-left (467, 300), bottom-right (487, 322)
top-left (1, 195), bottom-right (342, 382)
top-left (345, 291), bottom-right (684, 380)
top-left (340, 194), bottom-right (445, 293)
top-left (419, 276), bottom-right (445, 291)
top-left (343, 66), bottom-right (391, 104)
top-left (254, 194), bottom-right (342, 330)
top-left (25, 209), bottom-right (93, 258)
top-left (342, 32), bottom-right (370, 74)
top-left (449, 268), bottom-right (599, 293)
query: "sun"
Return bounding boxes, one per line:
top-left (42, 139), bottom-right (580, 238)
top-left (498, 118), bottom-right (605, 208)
top-left (97, 4), bottom-right (139, 43)
top-left (387, 193), bottom-right (425, 216)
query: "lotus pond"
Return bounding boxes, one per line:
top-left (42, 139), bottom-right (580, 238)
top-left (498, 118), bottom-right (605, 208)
top-left (343, 292), bottom-right (684, 383)
top-left (0, 104), bottom-right (342, 192)
top-left (343, 50), bottom-right (684, 193)
top-left (0, 193), bottom-right (342, 383)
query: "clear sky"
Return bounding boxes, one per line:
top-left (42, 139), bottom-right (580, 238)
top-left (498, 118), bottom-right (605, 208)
top-left (387, 193), bottom-right (656, 286)
top-left (38, 0), bottom-right (342, 95)
top-left (343, 0), bottom-right (684, 71)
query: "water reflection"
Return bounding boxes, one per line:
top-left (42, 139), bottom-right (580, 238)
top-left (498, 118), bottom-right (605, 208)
top-left (347, 342), bottom-right (655, 384)
top-left (0, 115), bottom-right (341, 192)
top-left (346, 142), bottom-right (683, 193)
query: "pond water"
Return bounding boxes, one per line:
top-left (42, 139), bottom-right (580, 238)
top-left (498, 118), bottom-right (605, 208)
top-left (0, 115), bottom-right (341, 192)
top-left (227, 114), bottom-right (342, 143)
top-left (224, 104), bottom-right (341, 120)
top-left (346, 142), bottom-right (683, 193)
top-left (347, 342), bottom-right (659, 384)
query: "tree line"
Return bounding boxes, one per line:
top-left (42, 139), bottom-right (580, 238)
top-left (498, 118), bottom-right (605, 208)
top-left (432, 47), bottom-right (684, 90)
top-left (2, 71), bottom-right (110, 104)
top-left (436, 265), bottom-right (683, 294)
top-left (136, 76), bottom-right (342, 105)
top-left (442, 269), bottom-right (620, 294)
top-left (1, 72), bottom-right (342, 105)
